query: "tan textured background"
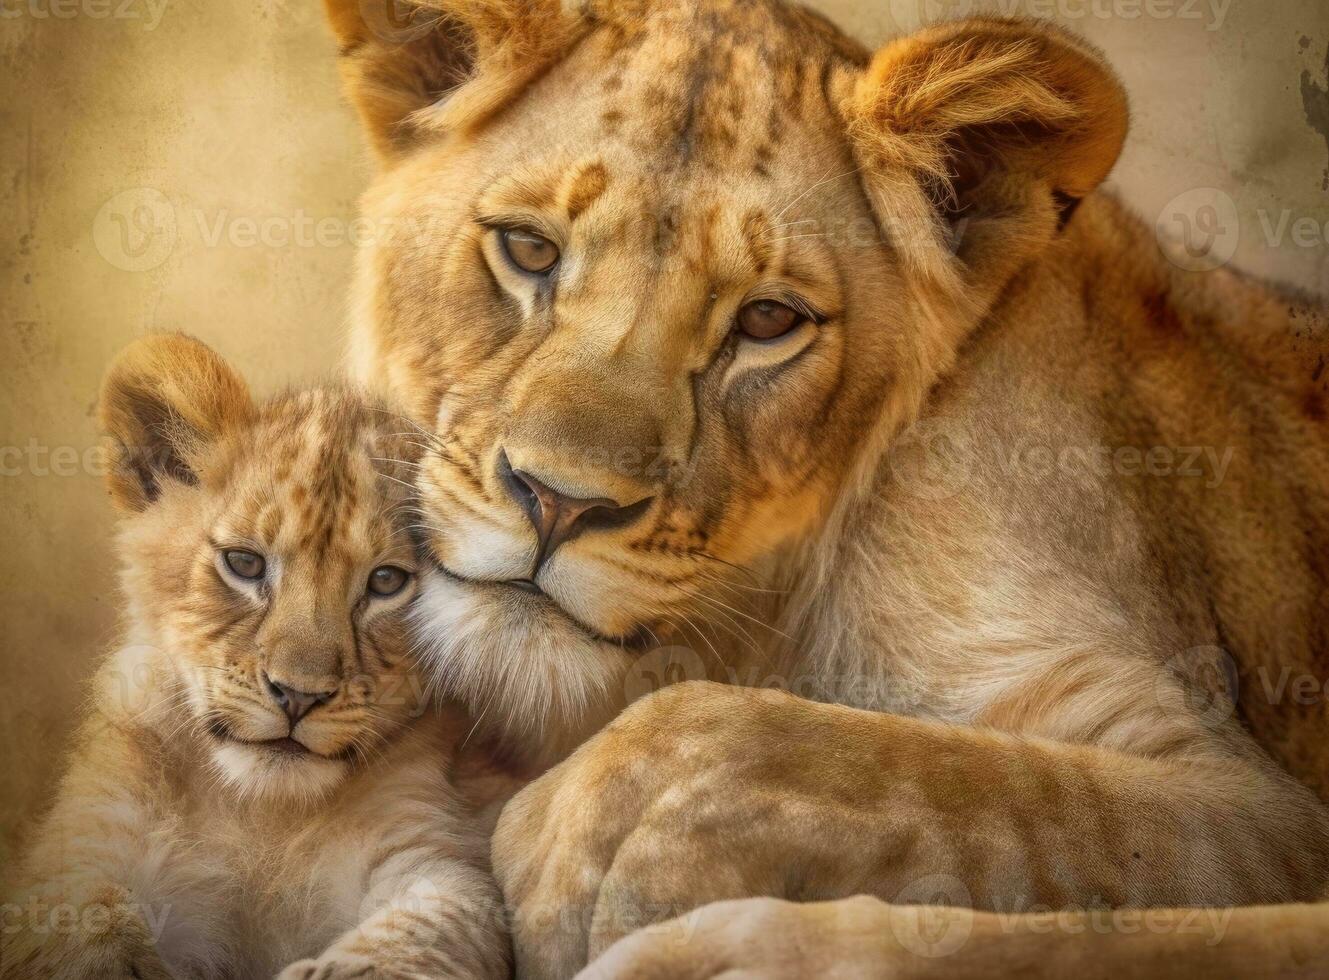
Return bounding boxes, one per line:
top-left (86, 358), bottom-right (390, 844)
top-left (2, 0), bottom-right (1327, 866)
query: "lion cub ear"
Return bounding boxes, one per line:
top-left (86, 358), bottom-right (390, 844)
top-left (842, 17), bottom-right (1127, 296)
top-left (98, 334), bottom-right (253, 512)
top-left (323, 0), bottom-right (584, 162)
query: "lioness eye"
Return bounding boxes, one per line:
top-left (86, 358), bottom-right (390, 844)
top-left (501, 228), bottom-right (559, 274)
top-left (224, 549), bottom-right (265, 580)
top-left (368, 565), bottom-right (410, 597)
top-left (737, 300), bottom-right (803, 340)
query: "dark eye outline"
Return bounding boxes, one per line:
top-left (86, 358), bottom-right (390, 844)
top-left (735, 298), bottom-right (810, 342)
top-left (499, 227), bottom-right (560, 275)
top-left (223, 549), bottom-right (266, 580)
top-left (367, 565), bottom-right (411, 598)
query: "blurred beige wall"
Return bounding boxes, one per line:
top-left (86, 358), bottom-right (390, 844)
top-left (2, 0), bottom-right (1326, 864)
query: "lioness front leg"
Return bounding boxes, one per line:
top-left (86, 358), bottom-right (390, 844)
top-left (494, 682), bottom-right (1329, 979)
top-left (579, 896), bottom-right (1329, 979)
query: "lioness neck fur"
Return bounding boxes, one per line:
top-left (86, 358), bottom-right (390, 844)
top-left (785, 190), bottom-right (1329, 799)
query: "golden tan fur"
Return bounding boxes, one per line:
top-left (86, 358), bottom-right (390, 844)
top-left (581, 896), bottom-right (1329, 978)
top-left (2, 336), bottom-right (509, 979)
top-left (323, 1), bottom-right (1329, 975)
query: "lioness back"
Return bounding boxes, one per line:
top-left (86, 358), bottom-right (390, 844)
top-left (944, 193), bottom-right (1329, 796)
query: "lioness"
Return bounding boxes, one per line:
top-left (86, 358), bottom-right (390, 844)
top-left (324, 1), bottom-right (1329, 976)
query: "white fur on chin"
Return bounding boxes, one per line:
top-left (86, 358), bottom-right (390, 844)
top-left (209, 742), bottom-right (347, 804)
top-left (411, 567), bottom-right (631, 766)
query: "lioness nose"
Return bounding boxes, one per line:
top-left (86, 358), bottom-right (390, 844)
top-left (262, 672), bottom-right (333, 724)
top-left (498, 450), bottom-right (653, 575)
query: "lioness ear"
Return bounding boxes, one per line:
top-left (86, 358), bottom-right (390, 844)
top-left (324, 0), bottom-right (583, 162)
top-left (843, 17), bottom-right (1127, 294)
top-left (98, 334), bottom-right (253, 512)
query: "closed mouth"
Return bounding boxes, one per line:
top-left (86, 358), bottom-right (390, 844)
top-left (206, 720), bottom-right (351, 761)
top-left (427, 550), bottom-right (657, 651)
top-left (263, 736), bottom-right (309, 755)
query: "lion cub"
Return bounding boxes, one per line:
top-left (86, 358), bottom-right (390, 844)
top-left (2, 335), bottom-right (509, 979)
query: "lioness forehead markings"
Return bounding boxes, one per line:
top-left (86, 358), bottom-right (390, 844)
top-left (684, 202), bottom-right (722, 275)
top-left (751, 145), bottom-right (774, 178)
top-left (742, 210), bottom-right (774, 275)
top-left (257, 500), bottom-right (284, 542)
top-left (653, 204), bottom-right (682, 255)
top-left (564, 161), bottom-right (609, 221)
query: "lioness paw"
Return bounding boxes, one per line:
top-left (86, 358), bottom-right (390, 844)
top-left (275, 952), bottom-right (378, 980)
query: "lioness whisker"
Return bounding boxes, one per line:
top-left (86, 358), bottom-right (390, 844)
top-left (770, 165), bottom-right (861, 223)
top-left (374, 472), bottom-right (419, 494)
top-left (370, 456), bottom-right (424, 470)
top-left (673, 587), bottom-right (770, 664)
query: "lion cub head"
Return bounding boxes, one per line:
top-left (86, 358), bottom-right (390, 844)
top-left (99, 334), bottom-right (426, 801)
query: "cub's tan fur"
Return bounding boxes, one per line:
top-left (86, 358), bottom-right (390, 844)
top-left (2, 336), bottom-right (508, 979)
top-left (325, 1), bottom-right (1329, 976)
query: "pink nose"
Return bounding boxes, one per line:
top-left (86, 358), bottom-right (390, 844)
top-left (263, 673), bottom-right (332, 723)
top-left (497, 450), bottom-right (653, 578)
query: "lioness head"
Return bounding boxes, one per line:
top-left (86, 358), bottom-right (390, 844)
top-left (327, 1), bottom-right (1127, 757)
top-left (100, 334), bottom-right (426, 800)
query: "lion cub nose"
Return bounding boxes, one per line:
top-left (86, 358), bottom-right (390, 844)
top-left (497, 450), bottom-right (654, 576)
top-left (262, 672), bottom-right (333, 723)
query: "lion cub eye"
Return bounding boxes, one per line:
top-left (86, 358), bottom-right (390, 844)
top-left (737, 299), bottom-right (804, 340)
top-left (500, 228), bottom-right (559, 274)
top-left (223, 549), bottom-right (265, 580)
top-left (367, 565), bottom-right (410, 598)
